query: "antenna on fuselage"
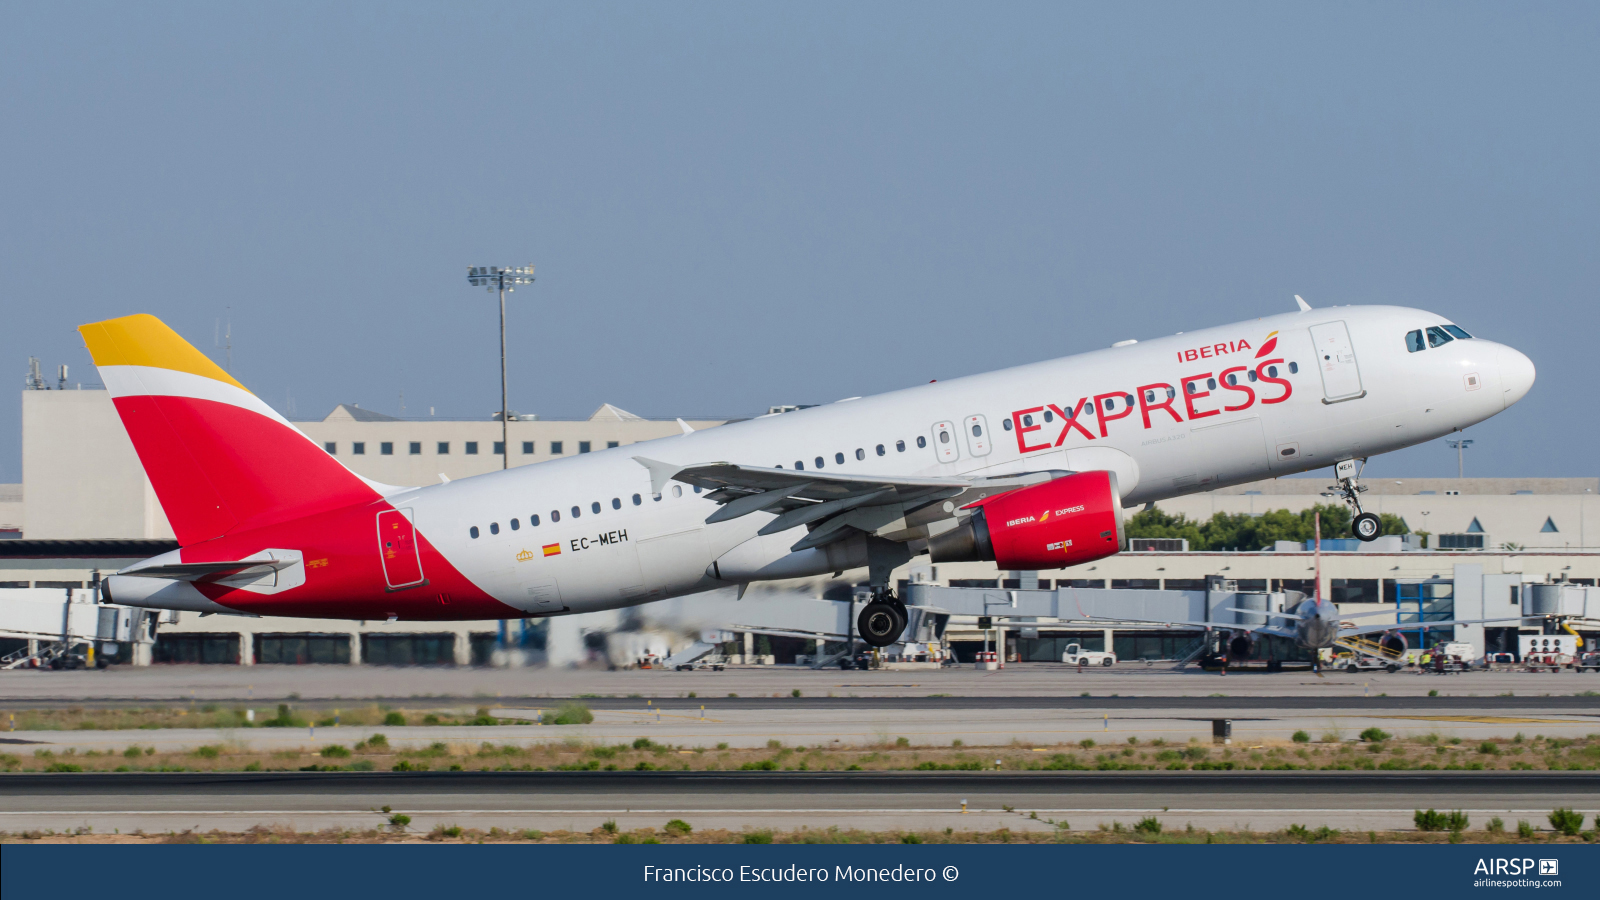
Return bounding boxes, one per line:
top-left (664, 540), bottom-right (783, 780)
top-left (1294, 295), bottom-right (1312, 312)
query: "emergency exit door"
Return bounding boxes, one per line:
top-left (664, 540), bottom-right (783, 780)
top-left (377, 509), bottom-right (427, 590)
top-left (1308, 320), bottom-right (1365, 402)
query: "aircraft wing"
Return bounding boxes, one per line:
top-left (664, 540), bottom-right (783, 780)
top-left (632, 457), bottom-right (1064, 552)
top-left (1083, 613), bottom-right (1297, 641)
top-left (1337, 616), bottom-right (1526, 639)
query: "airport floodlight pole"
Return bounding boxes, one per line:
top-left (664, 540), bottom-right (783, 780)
top-left (1446, 438), bottom-right (1474, 479)
top-left (467, 265), bottom-right (535, 470)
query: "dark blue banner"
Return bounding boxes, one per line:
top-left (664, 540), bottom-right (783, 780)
top-left (2, 845), bottom-right (1591, 897)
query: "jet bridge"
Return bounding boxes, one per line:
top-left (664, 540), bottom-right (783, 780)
top-left (904, 578), bottom-right (1299, 630)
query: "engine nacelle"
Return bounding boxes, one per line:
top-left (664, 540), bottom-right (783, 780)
top-left (928, 471), bottom-right (1125, 570)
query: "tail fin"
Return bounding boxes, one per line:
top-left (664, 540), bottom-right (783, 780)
top-left (79, 314), bottom-right (381, 545)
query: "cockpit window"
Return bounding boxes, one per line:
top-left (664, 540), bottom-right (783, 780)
top-left (1426, 325), bottom-right (1455, 348)
top-left (1405, 330), bottom-right (1425, 353)
top-left (1442, 324), bottom-right (1472, 340)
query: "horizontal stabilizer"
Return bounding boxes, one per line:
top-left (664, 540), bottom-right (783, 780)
top-left (117, 559), bottom-right (297, 581)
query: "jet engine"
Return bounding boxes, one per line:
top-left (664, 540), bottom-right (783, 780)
top-left (928, 471), bottom-right (1125, 570)
top-left (1379, 631), bottom-right (1408, 658)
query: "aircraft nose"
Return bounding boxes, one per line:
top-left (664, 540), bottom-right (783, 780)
top-left (1499, 345), bottom-right (1536, 409)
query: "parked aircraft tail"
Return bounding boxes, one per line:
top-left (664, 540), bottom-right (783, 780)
top-left (78, 314), bottom-right (382, 545)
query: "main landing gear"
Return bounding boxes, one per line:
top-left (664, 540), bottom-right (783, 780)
top-left (857, 587), bottom-right (907, 647)
top-left (1326, 458), bottom-right (1382, 542)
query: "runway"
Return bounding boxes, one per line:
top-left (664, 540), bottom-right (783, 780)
top-left (5, 663), bottom-right (1596, 704)
top-left (4, 771), bottom-right (1593, 835)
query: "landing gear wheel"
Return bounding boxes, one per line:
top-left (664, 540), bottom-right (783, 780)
top-left (1353, 512), bottom-right (1382, 542)
top-left (858, 602), bottom-right (906, 647)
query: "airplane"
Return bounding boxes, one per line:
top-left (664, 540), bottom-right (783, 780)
top-left (1086, 515), bottom-right (1526, 669)
top-left (89, 298), bottom-right (1535, 648)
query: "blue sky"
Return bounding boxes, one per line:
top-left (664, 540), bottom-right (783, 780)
top-left (1, 2), bottom-right (1595, 482)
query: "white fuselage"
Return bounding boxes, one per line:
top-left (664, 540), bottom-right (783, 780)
top-left (392, 305), bottom-right (1533, 616)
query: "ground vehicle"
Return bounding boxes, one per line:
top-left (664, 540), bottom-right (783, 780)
top-left (1574, 650), bottom-right (1600, 673)
top-left (1062, 643), bottom-right (1116, 667)
top-left (1336, 653), bottom-right (1389, 673)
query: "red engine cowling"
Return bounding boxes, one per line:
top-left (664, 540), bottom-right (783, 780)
top-left (927, 471), bottom-right (1126, 570)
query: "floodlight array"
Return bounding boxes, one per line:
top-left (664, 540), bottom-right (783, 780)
top-left (467, 265), bottom-right (536, 291)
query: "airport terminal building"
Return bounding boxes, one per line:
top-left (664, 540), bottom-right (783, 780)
top-left (2, 385), bottom-right (1596, 668)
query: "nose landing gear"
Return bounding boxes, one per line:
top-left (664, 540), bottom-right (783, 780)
top-left (1324, 458), bottom-right (1382, 542)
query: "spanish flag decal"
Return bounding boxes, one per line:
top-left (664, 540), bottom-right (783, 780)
top-left (542, 543), bottom-right (561, 557)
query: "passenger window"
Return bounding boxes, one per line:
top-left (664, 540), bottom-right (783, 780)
top-left (531, 514), bottom-right (540, 526)
top-left (612, 498), bottom-right (621, 509)
top-left (1207, 378), bottom-right (1217, 390)
top-left (1022, 414), bottom-right (1033, 427)
top-left (815, 456), bottom-right (825, 469)
top-left (470, 526), bottom-right (479, 539)
top-left (632, 494), bottom-right (641, 506)
top-left (855, 448), bottom-right (865, 461)
top-left (672, 485), bottom-right (683, 498)
top-left (1267, 365), bottom-right (1279, 378)
top-left (896, 440), bottom-right (905, 452)
top-left (1226, 373), bottom-right (1238, 386)
top-left (572, 506), bottom-right (581, 518)
top-left (1247, 370), bottom-right (1258, 382)
top-left (875, 444), bottom-right (886, 456)
top-left (938, 431), bottom-right (949, 444)
top-left (795, 460), bottom-right (804, 470)
top-left (1103, 398), bottom-right (1115, 411)
top-left (551, 510), bottom-right (560, 522)
top-left (1406, 330), bottom-right (1426, 352)
top-left (694, 486), bottom-right (701, 493)
top-left (835, 452), bottom-right (845, 465)
top-left (1184, 383), bottom-right (1195, 395)
top-left (1426, 326), bottom-right (1454, 348)
top-left (489, 522), bottom-right (499, 535)
top-left (1042, 410), bottom-right (1053, 423)
top-left (971, 423), bottom-right (982, 437)
top-left (1166, 388), bottom-right (1175, 400)
top-left (510, 519), bottom-right (520, 531)
top-left (1287, 362), bottom-right (1298, 375)
top-left (591, 501), bottom-right (601, 514)
top-left (916, 436), bottom-right (927, 448)
top-left (1001, 419), bottom-right (1012, 431)
top-left (1443, 325), bottom-right (1472, 340)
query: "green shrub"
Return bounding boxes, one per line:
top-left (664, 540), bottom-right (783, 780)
top-left (1517, 819), bottom-right (1535, 838)
top-left (391, 760), bottom-right (427, 772)
top-left (632, 737), bottom-right (658, 751)
top-left (743, 830), bottom-right (773, 844)
top-left (1487, 817), bottom-right (1505, 833)
top-left (1360, 728), bottom-right (1391, 743)
top-left (193, 745), bottom-right (222, 759)
top-left (1549, 808), bottom-right (1584, 836)
top-left (740, 759), bottom-right (777, 771)
top-left (601, 819), bottom-right (618, 834)
top-left (45, 762), bottom-right (83, 772)
top-left (422, 714), bottom-right (441, 725)
top-left (123, 746), bottom-right (144, 758)
top-left (383, 712), bottom-right (406, 727)
top-left (356, 733), bottom-right (389, 751)
top-left (895, 737), bottom-right (911, 748)
top-left (614, 833), bottom-right (636, 844)
top-left (1133, 817), bottom-right (1162, 835)
top-left (520, 829), bottom-right (544, 841)
top-left (1478, 742), bottom-right (1500, 756)
top-left (792, 689), bottom-right (802, 698)
top-left (320, 745), bottom-right (351, 758)
top-left (262, 704), bottom-right (305, 728)
top-left (388, 813), bottom-right (411, 828)
top-left (900, 833), bottom-right (922, 844)
top-left (664, 819), bottom-right (691, 836)
top-left (547, 703), bottom-right (593, 725)
top-left (1079, 739), bottom-right (1096, 749)
top-left (1414, 809), bottom-right (1445, 831)
top-left (1291, 731), bottom-right (1311, 743)
top-left (1444, 810), bottom-right (1470, 832)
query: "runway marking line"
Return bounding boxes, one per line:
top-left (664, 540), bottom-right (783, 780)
top-left (1369, 715), bottom-right (1587, 725)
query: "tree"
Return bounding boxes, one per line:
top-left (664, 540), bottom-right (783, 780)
top-left (1123, 504), bottom-right (1410, 551)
